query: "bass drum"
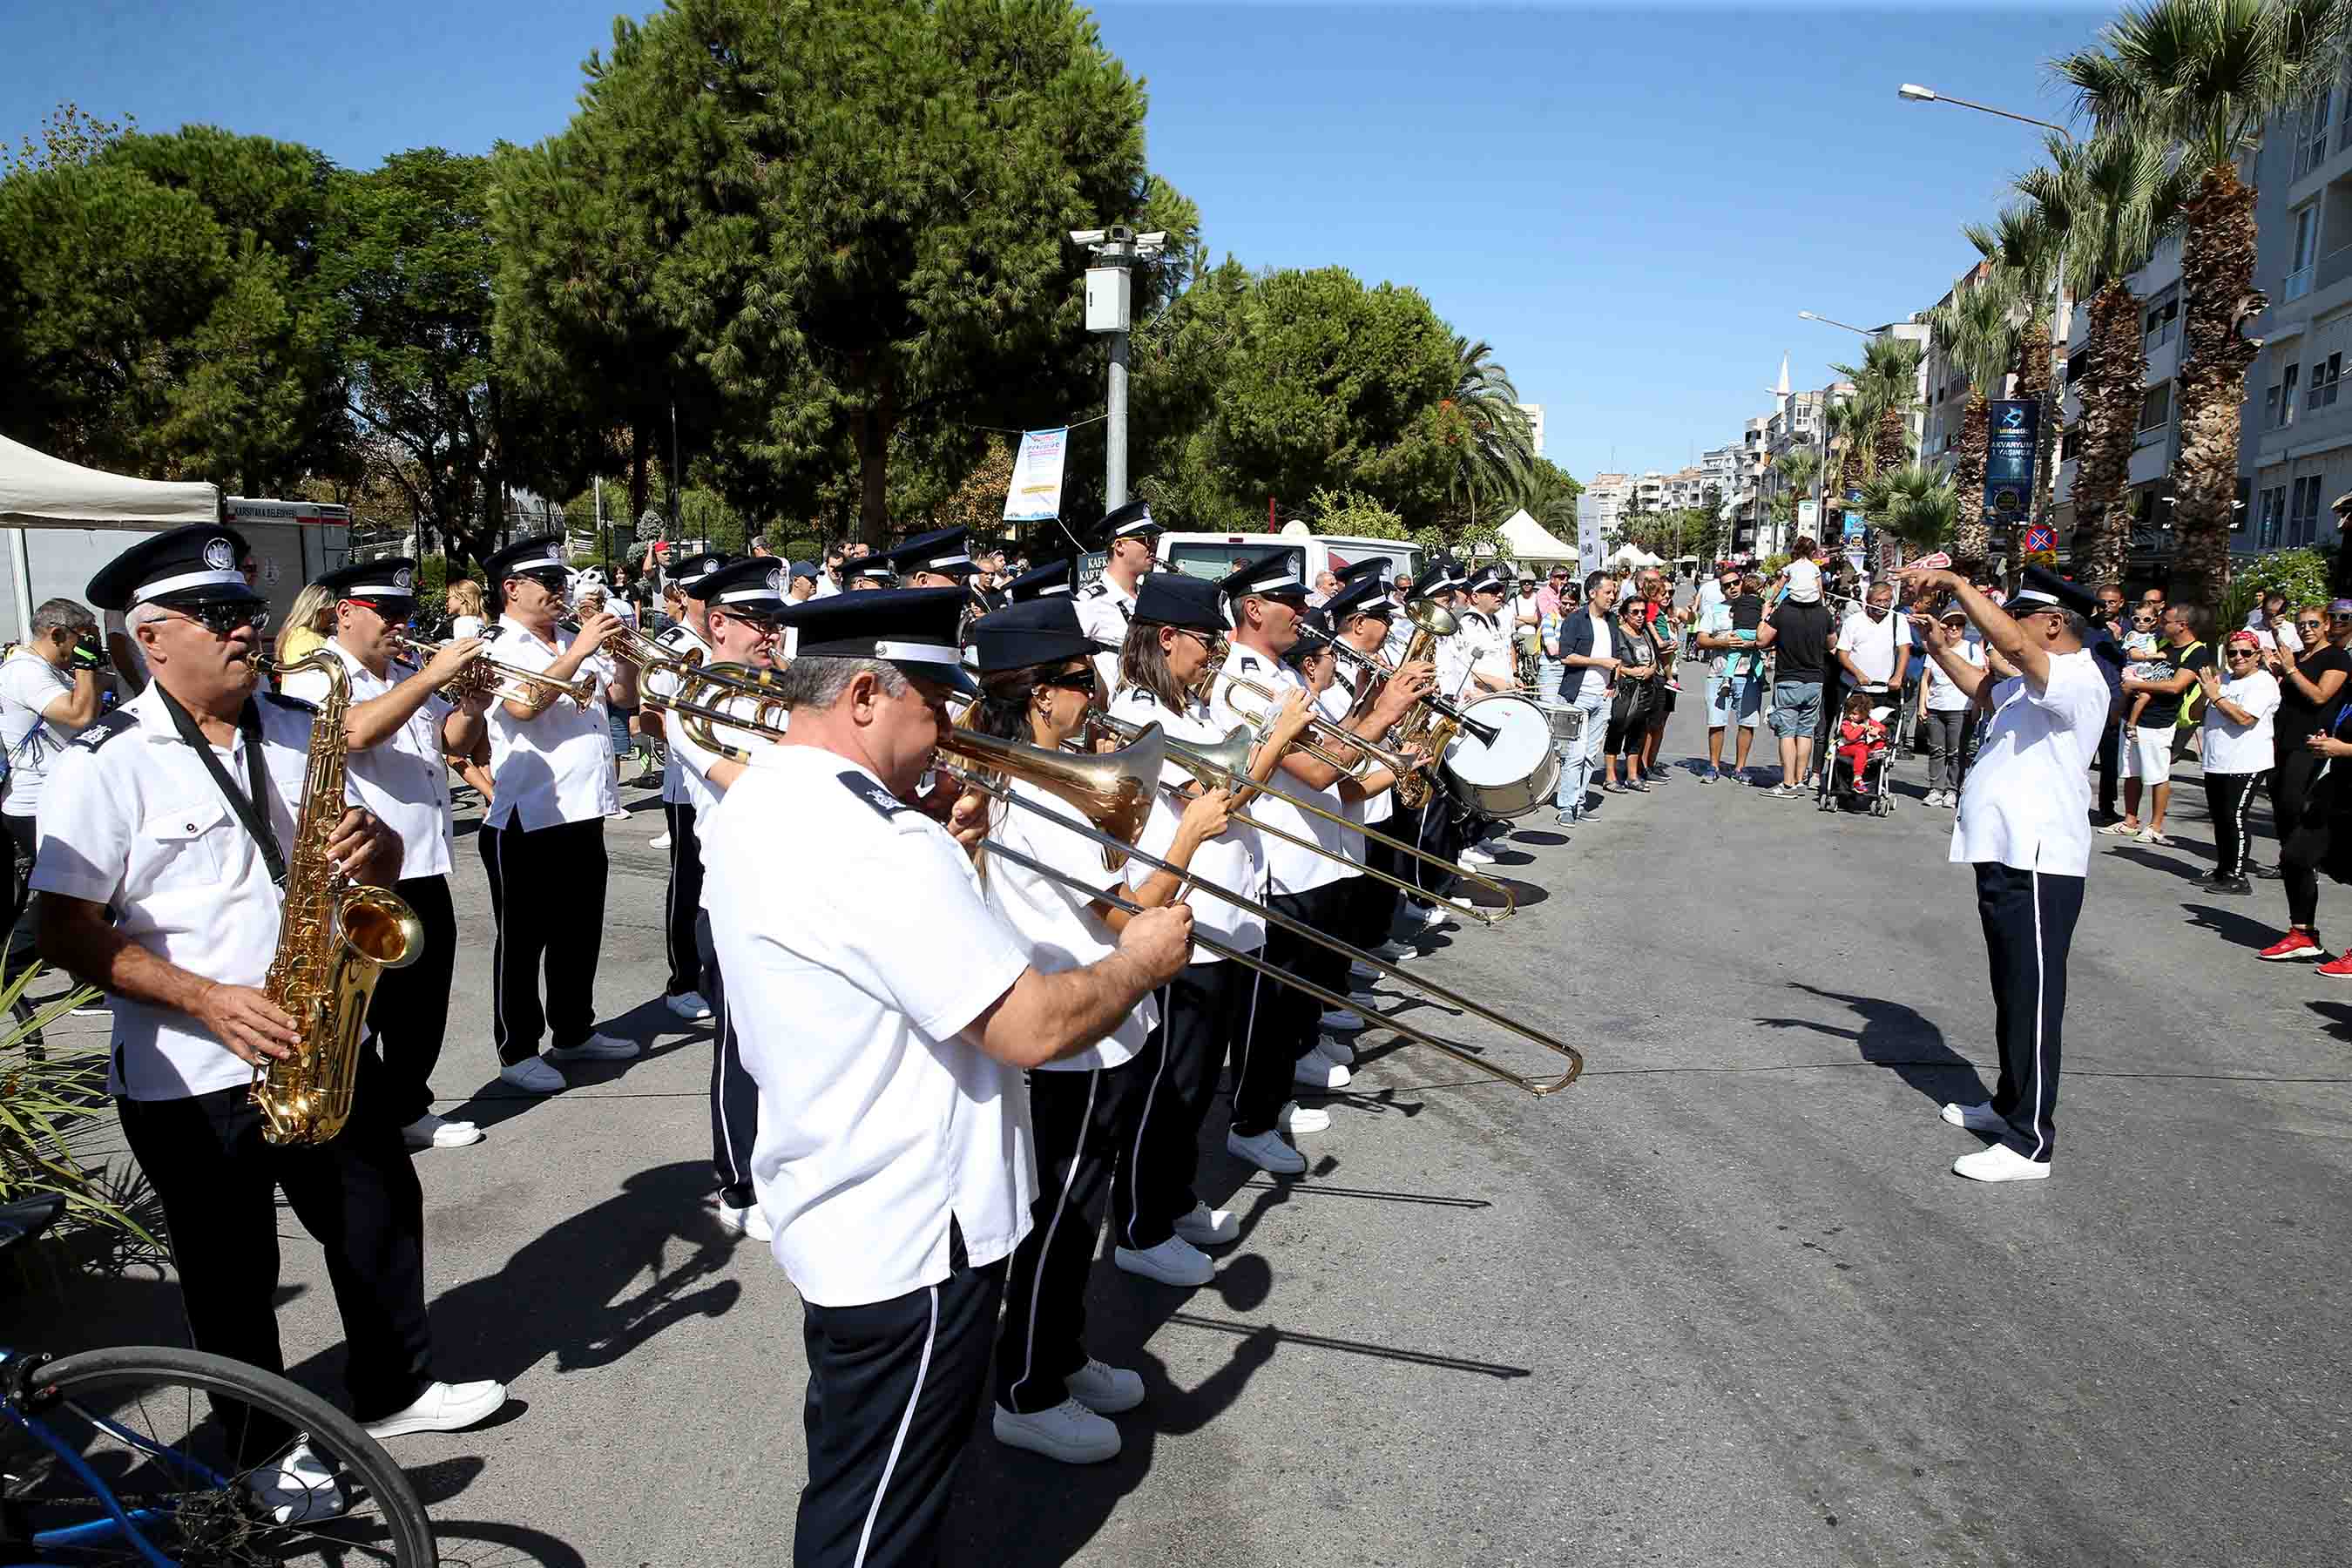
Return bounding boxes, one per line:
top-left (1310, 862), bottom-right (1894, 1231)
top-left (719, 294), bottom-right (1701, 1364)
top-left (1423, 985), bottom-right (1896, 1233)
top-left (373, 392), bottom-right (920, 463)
top-left (1441, 693), bottom-right (1562, 819)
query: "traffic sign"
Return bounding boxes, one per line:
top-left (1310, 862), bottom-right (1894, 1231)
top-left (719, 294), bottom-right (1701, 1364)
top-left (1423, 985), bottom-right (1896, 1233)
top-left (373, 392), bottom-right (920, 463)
top-left (2024, 524), bottom-right (2055, 552)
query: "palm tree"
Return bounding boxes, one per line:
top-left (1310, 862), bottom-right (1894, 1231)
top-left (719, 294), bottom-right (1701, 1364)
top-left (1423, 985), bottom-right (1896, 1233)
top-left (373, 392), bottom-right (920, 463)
top-left (2015, 130), bottom-right (2196, 590)
top-left (1925, 273), bottom-right (2024, 565)
top-left (1446, 335), bottom-right (1536, 522)
top-left (2055, 0), bottom-right (2350, 608)
top-left (1772, 447), bottom-right (1822, 554)
top-left (1860, 463), bottom-right (1963, 556)
top-left (1823, 395), bottom-right (1871, 517)
top-left (1965, 204), bottom-right (2066, 578)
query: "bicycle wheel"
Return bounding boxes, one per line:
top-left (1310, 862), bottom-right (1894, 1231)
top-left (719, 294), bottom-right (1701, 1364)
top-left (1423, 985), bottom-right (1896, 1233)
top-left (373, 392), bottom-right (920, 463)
top-left (0, 1343), bottom-right (435, 1565)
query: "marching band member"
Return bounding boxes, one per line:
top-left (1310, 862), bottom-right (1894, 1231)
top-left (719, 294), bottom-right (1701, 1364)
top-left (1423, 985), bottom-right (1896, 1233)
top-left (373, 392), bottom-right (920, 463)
top-left (698, 588), bottom-right (1192, 1568)
top-left (34, 525), bottom-right (507, 1498)
top-left (963, 596), bottom-right (1231, 1464)
top-left (1004, 558), bottom-right (1074, 603)
top-left (652, 556), bottom-right (792, 1242)
top-left (652, 549), bottom-right (732, 1024)
top-left (884, 525), bottom-right (989, 637)
top-left (477, 535), bottom-right (639, 1094)
top-left (1207, 550), bottom-right (1430, 1173)
top-left (1452, 564), bottom-right (1521, 871)
top-left (276, 558), bottom-right (490, 1151)
top-left (844, 551), bottom-right (896, 591)
top-left (1391, 562), bottom-right (1469, 926)
top-left (1075, 499), bottom-right (1162, 688)
top-left (1106, 571), bottom-right (1303, 1288)
top-left (1317, 574), bottom-right (1416, 964)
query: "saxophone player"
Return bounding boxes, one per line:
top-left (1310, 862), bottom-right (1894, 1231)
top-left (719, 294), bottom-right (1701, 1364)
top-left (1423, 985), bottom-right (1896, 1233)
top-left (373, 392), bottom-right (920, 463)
top-left (277, 558), bottom-right (490, 1151)
top-left (32, 524), bottom-right (508, 1497)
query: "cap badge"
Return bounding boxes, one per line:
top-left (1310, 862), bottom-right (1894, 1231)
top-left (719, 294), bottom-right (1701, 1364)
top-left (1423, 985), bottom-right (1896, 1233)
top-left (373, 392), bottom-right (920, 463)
top-left (203, 538), bottom-right (235, 571)
top-left (767, 568), bottom-right (784, 595)
top-left (393, 565), bottom-right (414, 591)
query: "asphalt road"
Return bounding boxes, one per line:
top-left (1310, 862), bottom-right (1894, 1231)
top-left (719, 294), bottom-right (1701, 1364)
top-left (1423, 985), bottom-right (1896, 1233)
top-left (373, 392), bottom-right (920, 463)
top-left (10, 693), bottom-right (2348, 1568)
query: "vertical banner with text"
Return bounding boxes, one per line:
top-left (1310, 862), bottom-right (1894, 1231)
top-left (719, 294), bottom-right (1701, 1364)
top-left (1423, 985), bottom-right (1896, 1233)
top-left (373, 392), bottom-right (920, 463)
top-left (1983, 399), bottom-right (2039, 531)
top-left (1003, 427), bottom-right (1070, 522)
top-left (1577, 492), bottom-right (1601, 569)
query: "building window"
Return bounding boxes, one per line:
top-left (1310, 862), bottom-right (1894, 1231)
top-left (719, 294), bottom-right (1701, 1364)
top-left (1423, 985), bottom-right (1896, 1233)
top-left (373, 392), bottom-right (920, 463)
top-left (2311, 353), bottom-right (2344, 411)
top-left (2139, 382), bottom-right (2173, 435)
top-left (2060, 428), bottom-right (2080, 462)
top-left (2285, 364), bottom-right (2301, 426)
top-left (2267, 385), bottom-right (2282, 428)
top-left (2143, 294), bottom-right (2180, 348)
top-left (2293, 475), bottom-right (2326, 546)
top-left (2261, 485), bottom-right (2287, 550)
top-left (2298, 88), bottom-right (2334, 178)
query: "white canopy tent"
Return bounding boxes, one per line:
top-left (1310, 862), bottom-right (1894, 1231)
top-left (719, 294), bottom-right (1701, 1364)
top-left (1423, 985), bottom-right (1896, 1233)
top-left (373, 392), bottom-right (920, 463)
top-left (0, 434), bottom-right (220, 640)
top-left (1605, 543), bottom-right (1664, 571)
top-left (1496, 507), bottom-right (1578, 567)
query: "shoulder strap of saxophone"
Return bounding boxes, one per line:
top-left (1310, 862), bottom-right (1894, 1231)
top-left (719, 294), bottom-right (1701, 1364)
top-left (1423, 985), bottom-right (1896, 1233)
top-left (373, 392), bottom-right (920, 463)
top-left (152, 683), bottom-right (288, 887)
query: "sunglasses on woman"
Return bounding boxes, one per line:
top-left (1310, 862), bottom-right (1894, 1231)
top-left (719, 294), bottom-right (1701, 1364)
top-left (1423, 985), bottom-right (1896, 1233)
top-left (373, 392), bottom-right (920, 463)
top-left (1042, 666), bottom-right (1098, 694)
top-left (2299, 619), bottom-right (2326, 631)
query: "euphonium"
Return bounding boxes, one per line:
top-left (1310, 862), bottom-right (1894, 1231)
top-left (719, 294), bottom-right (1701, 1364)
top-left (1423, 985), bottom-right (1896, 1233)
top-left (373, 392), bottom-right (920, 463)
top-left (1390, 598), bottom-right (1457, 809)
top-left (251, 653), bottom-right (426, 1146)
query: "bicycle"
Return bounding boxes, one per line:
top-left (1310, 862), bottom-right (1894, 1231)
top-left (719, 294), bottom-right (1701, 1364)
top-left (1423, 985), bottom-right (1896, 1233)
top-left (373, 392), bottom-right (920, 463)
top-left (0, 1195), bottom-right (435, 1565)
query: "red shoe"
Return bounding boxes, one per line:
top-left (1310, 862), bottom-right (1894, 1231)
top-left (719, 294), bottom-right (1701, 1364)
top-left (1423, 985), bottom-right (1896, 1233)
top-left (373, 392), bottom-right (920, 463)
top-left (2319, 950), bottom-right (2352, 978)
top-left (2259, 929), bottom-right (2324, 961)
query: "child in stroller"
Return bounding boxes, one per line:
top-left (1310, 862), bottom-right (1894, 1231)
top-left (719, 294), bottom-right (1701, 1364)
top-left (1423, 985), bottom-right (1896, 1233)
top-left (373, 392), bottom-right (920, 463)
top-left (1820, 689), bottom-right (1895, 813)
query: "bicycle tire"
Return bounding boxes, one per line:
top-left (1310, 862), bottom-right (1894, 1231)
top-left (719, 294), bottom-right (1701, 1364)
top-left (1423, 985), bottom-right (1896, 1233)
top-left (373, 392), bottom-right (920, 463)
top-left (10, 1344), bottom-right (435, 1565)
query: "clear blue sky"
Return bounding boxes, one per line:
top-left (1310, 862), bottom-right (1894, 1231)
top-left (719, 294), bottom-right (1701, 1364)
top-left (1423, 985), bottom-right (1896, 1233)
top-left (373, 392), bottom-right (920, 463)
top-left (4, 1), bottom-right (2114, 486)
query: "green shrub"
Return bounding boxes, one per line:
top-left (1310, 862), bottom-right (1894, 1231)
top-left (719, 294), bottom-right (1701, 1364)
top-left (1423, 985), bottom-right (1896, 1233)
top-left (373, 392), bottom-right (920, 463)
top-left (0, 963), bottom-right (155, 1245)
top-left (2221, 547), bottom-right (2331, 629)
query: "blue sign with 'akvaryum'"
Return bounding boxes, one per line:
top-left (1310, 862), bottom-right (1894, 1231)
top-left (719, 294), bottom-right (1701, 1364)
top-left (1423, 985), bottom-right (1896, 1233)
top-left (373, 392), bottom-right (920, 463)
top-left (1984, 399), bottom-right (2038, 526)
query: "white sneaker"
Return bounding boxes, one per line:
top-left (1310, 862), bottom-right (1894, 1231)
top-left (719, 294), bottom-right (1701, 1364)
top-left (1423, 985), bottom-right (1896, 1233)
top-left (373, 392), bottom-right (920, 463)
top-left (1292, 1053), bottom-right (1351, 1090)
top-left (1457, 845), bottom-right (1497, 868)
top-left (1227, 1126), bottom-right (1306, 1174)
top-left (605, 808), bottom-right (632, 822)
top-left (1280, 1102), bottom-right (1330, 1136)
top-left (1414, 904), bottom-right (1453, 932)
top-left (401, 1113), bottom-right (483, 1150)
top-left (1318, 1007), bottom-right (1365, 1033)
top-left (1950, 1144), bottom-right (2050, 1183)
top-left (993, 1398), bottom-right (1120, 1463)
top-left (1064, 1357), bottom-right (1145, 1415)
top-left (246, 1440), bottom-right (347, 1525)
top-left (1315, 1035), bottom-right (1355, 1067)
top-left (1171, 1202), bottom-right (1239, 1247)
top-left (717, 1198), bottom-right (774, 1242)
top-left (648, 831), bottom-right (672, 849)
top-left (664, 990), bottom-right (714, 1023)
top-left (363, 1378), bottom-right (508, 1439)
top-left (498, 1056), bottom-right (566, 1093)
top-left (1112, 1233), bottom-right (1214, 1286)
top-left (1372, 939), bottom-right (1415, 963)
top-left (1939, 1101), bottom-right (2006, 1134)
top-left (548, 1030), bottom-right (639, 1061)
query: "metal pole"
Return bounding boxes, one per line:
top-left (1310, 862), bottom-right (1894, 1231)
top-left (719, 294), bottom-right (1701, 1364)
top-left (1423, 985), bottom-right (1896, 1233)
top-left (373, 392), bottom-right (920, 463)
top-left (1106, 327), bottom-right (1130, 510)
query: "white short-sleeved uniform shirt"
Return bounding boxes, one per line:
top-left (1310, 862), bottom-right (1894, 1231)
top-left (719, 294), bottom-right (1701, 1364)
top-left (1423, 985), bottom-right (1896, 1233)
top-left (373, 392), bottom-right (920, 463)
top-left (32, 685), bottom-right (351, 1099)
top-left (1315, 678), bottom-right (1393, 833)
top-left (1838, 607), bottom-right (1911, 687)
top-left (648, 621), bottom-right (714, 809)
top-left (1109, 686), bottom-right (1266, 960)
top-left (1456, 609), bottom-right (1513, 689)
top-left (983, 778), bottom-right (1157, 1071)
top-left (449, 614), bottom-right (487, 640)
top-left (1207, 646), bottom-right (1349, 896)
top-left (1951, 647), bottom-right (2112, 877)
top-left (701, 744), bottom-right (1035, 1308)
top-left (1433, 625), bottom-right (1477, 699)
top-left (1076, 578), bottom-right (1139, 691)
top-left (1923, 632), bottom-right (1987, 713)
top-left (481, 615), bottom-right (618, 830)
top-left (276, 642), bottom-right (455, 881)
top-left (2203, 666), bottom-right (2281, 774)
top-left (0, 649), bottom-right (84, 817)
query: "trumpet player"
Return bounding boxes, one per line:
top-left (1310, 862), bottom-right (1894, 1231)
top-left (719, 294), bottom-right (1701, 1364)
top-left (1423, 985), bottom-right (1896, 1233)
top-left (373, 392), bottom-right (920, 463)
top-left (478, 534), bottom-right (639, 1094)
top-left (277, 558), bottom-right (490, 1152)
top-left (35, 524), bottom-right (507, 1490)
top-left (650, 550), bottom-right (733, 1025)
top-left (1209, 549), bottom-right (1431, 1173)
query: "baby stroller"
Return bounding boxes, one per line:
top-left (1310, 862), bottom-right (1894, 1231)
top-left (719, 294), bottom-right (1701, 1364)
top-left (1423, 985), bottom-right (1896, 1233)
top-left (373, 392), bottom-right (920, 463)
top-left (1817, 691), bottom-right (1897, 817)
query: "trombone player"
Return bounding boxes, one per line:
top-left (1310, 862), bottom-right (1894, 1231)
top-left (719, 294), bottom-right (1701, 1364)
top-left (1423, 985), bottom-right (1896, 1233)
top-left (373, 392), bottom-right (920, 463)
top-left (648, 549), bottom-right (733, 1025)
top-left (277, 558), bottom-right (491, 1151)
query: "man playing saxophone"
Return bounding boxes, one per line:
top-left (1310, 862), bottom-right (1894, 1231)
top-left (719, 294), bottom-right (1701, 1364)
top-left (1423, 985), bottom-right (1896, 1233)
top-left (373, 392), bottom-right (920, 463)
top-left (277, 558), bottom-right (490, 1152)
top-left (33, 525), bottom-right (508, 1508)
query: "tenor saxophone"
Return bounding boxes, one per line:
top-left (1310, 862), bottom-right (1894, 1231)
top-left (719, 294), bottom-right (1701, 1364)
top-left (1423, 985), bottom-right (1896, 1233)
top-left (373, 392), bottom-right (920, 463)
top-left (250, 652), bottom-right (425, 1146)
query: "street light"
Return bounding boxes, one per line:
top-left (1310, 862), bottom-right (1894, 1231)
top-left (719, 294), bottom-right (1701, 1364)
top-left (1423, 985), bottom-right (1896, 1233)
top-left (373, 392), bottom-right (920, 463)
top-left (1797, 309), bottom-right (1879, 338)
top-left (1896, 84), bottom-right (2072, 139)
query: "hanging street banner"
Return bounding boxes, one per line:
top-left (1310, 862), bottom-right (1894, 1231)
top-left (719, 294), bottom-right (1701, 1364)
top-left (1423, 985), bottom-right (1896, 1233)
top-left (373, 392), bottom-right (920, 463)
top-left (1003, 427), bottom-right (1069, 521)
top-left (1984, 399), bottom-right (2040, 529)
top-left (1577, 491), bottom-right (1602, 567)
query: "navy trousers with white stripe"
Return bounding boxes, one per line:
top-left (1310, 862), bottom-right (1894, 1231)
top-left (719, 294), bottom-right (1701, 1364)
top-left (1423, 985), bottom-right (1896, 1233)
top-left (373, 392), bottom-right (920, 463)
top-left (696, 907), bottom-right (759, 1206)
top-left (798, 1240), bottom-right (1004, 1568)
top-left (478, 818), bottom-right (607, 1065)
top-left (994, 1060), bottom-right (1152, 1413)
top-left (1122, 957), bottom-right (1253, 1253)
top-left (663, 801), bottom-right (703, 997)
top-left (1973, 862), bottom-right (2085, 1162)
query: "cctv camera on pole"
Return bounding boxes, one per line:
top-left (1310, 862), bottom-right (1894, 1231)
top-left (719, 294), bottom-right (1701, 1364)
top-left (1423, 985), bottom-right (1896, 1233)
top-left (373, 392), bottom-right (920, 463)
top-left (1071, 226), bottom-right (1167, 510)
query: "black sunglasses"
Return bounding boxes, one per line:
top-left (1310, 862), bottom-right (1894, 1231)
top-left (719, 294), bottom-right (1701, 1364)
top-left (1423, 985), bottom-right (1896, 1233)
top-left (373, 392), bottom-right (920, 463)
top-left (1042, 666), bottom-right (1098, 694)
top-left (2299, 619), bottom-right (2326, 630)
top-left (161, 603), bottom-right (273, 636)
top-left (2227, 648), bottom-right (2261, 658)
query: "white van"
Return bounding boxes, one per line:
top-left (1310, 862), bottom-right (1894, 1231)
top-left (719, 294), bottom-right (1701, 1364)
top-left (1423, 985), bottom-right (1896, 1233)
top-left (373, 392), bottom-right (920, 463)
top-left (1148, 531), bottom-right (1425, 591)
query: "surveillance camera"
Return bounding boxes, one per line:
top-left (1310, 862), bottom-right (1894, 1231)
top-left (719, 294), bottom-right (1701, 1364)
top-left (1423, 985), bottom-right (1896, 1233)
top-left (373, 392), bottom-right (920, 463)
top-left (1107, 225), bottom-right (1134, 242)
top-left (1069, 228), bottom-right (1107, 246)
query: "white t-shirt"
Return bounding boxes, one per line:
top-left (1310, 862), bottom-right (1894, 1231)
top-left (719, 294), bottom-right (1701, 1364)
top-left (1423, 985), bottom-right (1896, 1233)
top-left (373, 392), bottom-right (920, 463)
top-left (32, 686), bottom-right (355, 1099)
top-left (1923, 633), bottom-right (1987, 713)
top-left (1109, 686), bottom-right (1266, 959)
top-left (1784, 558), bottom-right (1822, 604)
top-left (1208, 648), bottom-right (1350, 896)
top-left (276, 641), bottom-right (456, 881)
top-left (1837, 607), bottom-right (1910, 687)
top-left (1950, 647), bottom-right (2112, 877)
top-left (2202, 666), bottom-right (2281, 774)
top-left (0, 649), bottom-right (82, 817)
top-left (481, 616), bottom-right (618, 830)
top-left (983, 778), bottom-right (1157, 1071)
top-left (449, 614), bottom-right (487, 640)
top-left (701, 744), bottom-right (1035, 1308)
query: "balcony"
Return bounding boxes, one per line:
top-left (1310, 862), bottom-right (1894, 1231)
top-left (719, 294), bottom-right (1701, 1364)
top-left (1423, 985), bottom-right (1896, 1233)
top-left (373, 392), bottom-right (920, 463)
top-left (2319, 240), bottom-right (2352, 294)
top-left (2286, 262), bottom-right (2316, 301)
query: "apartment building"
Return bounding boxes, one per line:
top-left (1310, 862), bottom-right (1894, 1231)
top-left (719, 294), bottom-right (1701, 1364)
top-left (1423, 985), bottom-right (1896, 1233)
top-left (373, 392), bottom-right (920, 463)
top-left (1586, 471), bottom-right (1632, 536)
top-left (1517, 403), bottom-right (1546, 460)
top-left (2049, 224), bottom-right (2185, 566)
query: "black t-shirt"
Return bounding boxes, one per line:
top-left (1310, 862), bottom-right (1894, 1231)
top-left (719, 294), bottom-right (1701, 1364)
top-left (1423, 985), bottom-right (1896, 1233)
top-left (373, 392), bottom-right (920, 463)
top-left (1730, 592), bottom-right (1763, 632)
top-left (2135, 641), bottom-right (2211, 729)
top-left (2278, 645), bottom-right (2352, 748)
top-left (1770, 599), bottom-right (1832, 684)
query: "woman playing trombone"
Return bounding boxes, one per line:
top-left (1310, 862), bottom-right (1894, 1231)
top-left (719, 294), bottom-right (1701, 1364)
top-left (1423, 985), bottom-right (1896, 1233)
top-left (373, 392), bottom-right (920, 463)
top-left (963, 597), bottom-right (1236, 1467)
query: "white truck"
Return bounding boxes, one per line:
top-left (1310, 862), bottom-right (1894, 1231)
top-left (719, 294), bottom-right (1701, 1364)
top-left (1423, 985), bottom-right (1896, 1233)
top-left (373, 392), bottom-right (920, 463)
top-left (1, 496), bottom-right (353, 639)
top-left (1146, 531), bottom-right (1426, 591)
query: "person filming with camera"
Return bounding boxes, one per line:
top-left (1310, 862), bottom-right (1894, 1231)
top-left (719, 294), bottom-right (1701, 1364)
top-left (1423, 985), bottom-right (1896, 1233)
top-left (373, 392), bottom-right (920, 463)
top-left (1, 598), bottom-right (109, 946)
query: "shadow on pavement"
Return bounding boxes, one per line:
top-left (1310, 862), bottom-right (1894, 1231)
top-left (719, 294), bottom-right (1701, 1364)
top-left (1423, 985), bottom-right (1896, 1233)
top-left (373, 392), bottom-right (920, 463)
top-left (2182, 902), bottom-right (2278, 951)
top-left (2308, 1000), bottom-right (2352, 1041)
top-left (441, 999), bottom-right (712, 1133)
top-left (2111, 844), bottom-right (2213, 879)
top-left (413, 1517), bottom-right (591, 1567)
top-left (1764, 981), bottom-right (1983, 1105)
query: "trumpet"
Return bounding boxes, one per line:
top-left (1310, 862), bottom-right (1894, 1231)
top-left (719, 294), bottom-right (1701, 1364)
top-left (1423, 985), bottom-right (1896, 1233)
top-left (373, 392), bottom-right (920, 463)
top-left (936, 724), bottom-right (1578, 1097)
top-left (1078, 712), bottom-right (1511, 926)
top-left (1298, 605), bottom-right (1505, 749)
top-left (388, 632), bottom-right (599, 709)
top-left (1220, 674), bottom-right (1429, 782)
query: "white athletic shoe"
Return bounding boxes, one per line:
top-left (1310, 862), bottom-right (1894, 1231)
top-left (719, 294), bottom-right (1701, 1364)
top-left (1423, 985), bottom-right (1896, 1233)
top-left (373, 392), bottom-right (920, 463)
top-left (1112, 1234), bottom-right (1215, 1287)
top-left (648, 831), bottom-right (672, 850)
top-left (1317, 1007), bottom-right (1365, 1033)
top-left (605, 808), bottom-right (632, 822)
top-left (1456, 845), bottom-right (1497, 868)
top-left (1950, 1144), bottom-right (2050, 1183)
top-left (1292, 1053), bottom-right (1351, 1090)
top-left (401, 1113), bottom-right (483, 1150)
top-left (1064, 1357), bottom-right (1146, 1415)
top-left (993, 1398), bottom-right (1120, 1464)
top-left (497, 1057), bottom-right (566, 1093)
top-left (1171, 1202), bottom-right (1240, 1247)
top-left (548, 1031), bottom-right (639, 1061)
top-left (1315, 1035), bottom-right (1355, 1067)
top-left (247, 1441), bottom-right (346, 1525)
top-left (1226, 1126), bottom-right (1307, 1175)
top-left (664, 990), bottom-right (714, 1023)
top-left (716, 1198), bottom-right (774, 1242)
top-left (1280, 1102), bottom-right (1330, 1136)
top-left (363, 1379), bottom-right (508, 1440)
top-left (1939, 1101), bottom-right (2006, 1134)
